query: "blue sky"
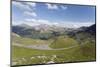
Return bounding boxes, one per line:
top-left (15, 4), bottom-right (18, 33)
top-left (12, 1), bottom-right (95, 27)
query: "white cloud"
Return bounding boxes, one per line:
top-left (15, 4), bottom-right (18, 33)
top-left (60, 6), bottom-right (67, 10)
top-left (12, 1), bottom-right (32, 11)
top-left (24, 11), bottom-right (37, 17)
top-left (24, 18), bottom-right (59, 26)
top-left (60, 21), bottom-right (95, 28)
top-left (12, 1), bottom-right (38, 18)
top-left (12, 21), bottom-right (25, 25)
top-left (46, 3), bottom-right (68, 10)
top-left (25, 19), bottom-right (50, 25)
top-left (26, 22), bottom-right (39, 26)
top-left (37, 19), bottom-right (59, 25)
top-left (13, 18), bottom-right (94, 28)
top-left (25, 18), bottom-right (36, 22)
top-left (46, 3), bottom-right (58, 10)
top-left (38, 19), bottom-right (49, 23)
top-left (23, 18), bottom-right (95, 28)
top-left (73, 22), bottom-right (95, 28)
top-left (26, 2), bottom-right (36, 7)
top-left (24, 19), bottom-right (43, 26)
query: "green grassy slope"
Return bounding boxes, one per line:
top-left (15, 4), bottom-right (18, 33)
top-left (12, 35), bottom-right (51, 45)
top-left (12, 33), bottom-right (96, 66)
top-left (50, 36), bottom-right (78, 49)
top-left (12, 42), bottom-right (96, 65)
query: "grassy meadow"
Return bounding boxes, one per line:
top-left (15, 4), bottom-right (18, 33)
top-left (12, 33), bottom-right (96, 66)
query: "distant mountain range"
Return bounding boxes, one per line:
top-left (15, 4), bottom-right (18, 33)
top-left (12, 23), bottom-right (71, 33)
top-left (77, 24), bottom-right (96, 35)
top-left (12, 23), bottom-right (96, 39)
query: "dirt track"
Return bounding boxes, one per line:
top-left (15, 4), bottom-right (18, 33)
top-left (13, 43), bottom-right (79, 50)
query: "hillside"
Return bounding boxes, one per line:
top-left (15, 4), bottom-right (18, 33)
top-left (12, 24), bottom-right (96, 66)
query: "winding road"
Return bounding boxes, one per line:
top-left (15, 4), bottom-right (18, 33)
top-left (13, 43), bottom-right (79, 50)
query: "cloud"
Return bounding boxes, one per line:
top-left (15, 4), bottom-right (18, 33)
top-left (13, 18), bottom-right (94, 28)
top-left (46, 3), bottom-right (58, 10)
top-left (24, 11), bottom-right (37, 17)
top-left (12, 1), bottom-right (32, 11)
top-left (24, 18), bottom-right (59, 26)
top-left (12, 21), bottom-right (25, 25)
top-left (60, 21), bottom-right (95, 28)
top-left (13, 1), bottom-right (37, 18)
top-left (46, 3), bottom-right (68, 10)
top-left (60, 5), bottom-right (67, 10)
top-left (25, 18), bottom-right (36, 22)
top-left (36, 19), bottom-right (59, 25)
top-left (72, 22), bottom-right (95, 28)
top-left (24, 19), bottom-right (47, 26)
top-left (38, 19), bottom-right (49, 23)
top-left (26, 2), bottom-right (36, 7)
top-left (25, 18), bottom-right (50, 25)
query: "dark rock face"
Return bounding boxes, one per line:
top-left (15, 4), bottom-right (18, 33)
top-left (85, 24), bottom-right (96, 35)
top-left (77, 24), bottom-right (96, 35)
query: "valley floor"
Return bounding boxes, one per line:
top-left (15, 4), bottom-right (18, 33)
top-left (12, 35), bottom-right (96, 66)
